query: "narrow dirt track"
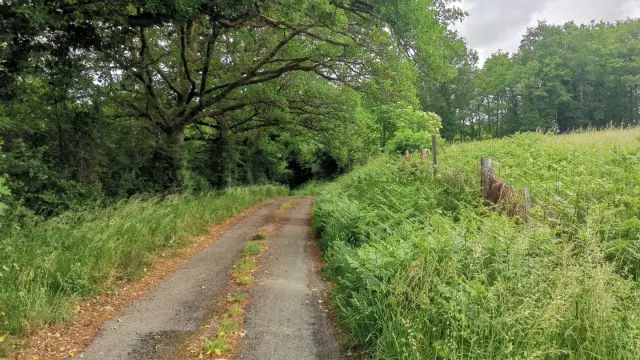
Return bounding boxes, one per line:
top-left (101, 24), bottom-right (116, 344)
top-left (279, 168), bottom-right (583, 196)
top-left (236, 198), bottom-right (344, 360)
top-left (81, 200), bottom-right (284, 360)
top-left (80, 197), bottom-right (344, 360)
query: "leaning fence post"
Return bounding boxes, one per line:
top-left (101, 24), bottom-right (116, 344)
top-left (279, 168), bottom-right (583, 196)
top-left (524, 187), bottom-right (531, 219)
top-left (431, 135), bottom-right (438, 167)
top-left (431, 135), bottom-right (438, 177)
top-left (481, 158), bottom-right (494, 201)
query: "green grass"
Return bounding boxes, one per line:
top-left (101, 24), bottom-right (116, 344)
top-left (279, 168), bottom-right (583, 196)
top-left (0, 185), bottom-right (287, 337)
top-left (200, 236), bottom-right (269, 358)
top-left (232, 258), bottom-right (257, 286)
top-left (441, 128), bottom-right (640, 276)
top-left (276, 199), bottom-right (297, 215)
top-left (291, 180), bottom-right (330, 196)
top-left (233, 240), bottom-right (268, 286)
top-left (227, 292), bottom-right (249, 303)
top-left (201, 311), bottom-right (241, 357)
top-left (313, 128), bottom-right (640, 359)
top-left (227, 303), bottom-right (242, 316)
top-left (243, 240), bottom-right (268, 256)
top-left (202, 334), bottom-right (233, 357)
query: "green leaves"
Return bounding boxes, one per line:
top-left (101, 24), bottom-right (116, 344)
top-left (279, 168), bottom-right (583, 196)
top-left (428, 19), bottom-right (640, 140)
top-left (1, 0), bottom-right (460, 199)
top-left (0, 176), bottom-right (9, 216)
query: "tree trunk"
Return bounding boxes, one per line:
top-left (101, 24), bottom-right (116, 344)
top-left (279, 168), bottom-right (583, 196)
top-left (496, 93), bottom-right (500, 138)
top-left (211, 115), bottom-right (234, 189)
top-left (148, 124), bottom-right (186, 192)
top-left (380, 119), bottom-right (388, 149)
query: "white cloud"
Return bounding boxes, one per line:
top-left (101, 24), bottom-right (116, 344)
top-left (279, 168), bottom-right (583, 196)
top-left (456, 0), bottom-right (640, 65)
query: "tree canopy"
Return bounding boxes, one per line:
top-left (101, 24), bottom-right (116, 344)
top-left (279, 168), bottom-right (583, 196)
top-left (0, 0), bottom-right (452, 216)
top-left (4, 1), bottom-right (636, 219)
top-left (425, 20), bottom-right (640, 141)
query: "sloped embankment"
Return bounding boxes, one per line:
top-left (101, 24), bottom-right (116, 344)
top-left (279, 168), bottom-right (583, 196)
top-left (312, 130), bottom-right (640, 359)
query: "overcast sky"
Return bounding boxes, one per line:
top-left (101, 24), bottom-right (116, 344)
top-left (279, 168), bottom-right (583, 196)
top-left (456, 0), bottom-right (640, 65)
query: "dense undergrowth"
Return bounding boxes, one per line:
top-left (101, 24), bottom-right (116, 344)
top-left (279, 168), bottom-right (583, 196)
top-left (313, 128), bottom-right (640, 359)
top-left (443, 128), bottom-right (640, 277)
top-left (0, 185), bottom-right (287, 336)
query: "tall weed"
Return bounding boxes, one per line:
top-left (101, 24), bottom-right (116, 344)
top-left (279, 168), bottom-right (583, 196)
top-left (0, 185), bottom-right (287, 335)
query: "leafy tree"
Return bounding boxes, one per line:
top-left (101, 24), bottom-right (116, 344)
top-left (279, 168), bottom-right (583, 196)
top-left (418, 32), bottom-right (477, 141)
top-left (0, 0), bottom-right (455, 214)
top-left (51, 0), bottom-right (449, 189)
top-left (434, 19), bottom-right (640, 139)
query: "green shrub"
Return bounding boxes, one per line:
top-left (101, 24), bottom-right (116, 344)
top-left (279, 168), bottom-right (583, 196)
top-left (0, 176), bottom-right (9, 216)
top-left (389, 129), bottom-right (432, 154)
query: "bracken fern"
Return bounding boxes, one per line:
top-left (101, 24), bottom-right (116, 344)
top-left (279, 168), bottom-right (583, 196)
top-left (314, 128), bottom-right (640, 359)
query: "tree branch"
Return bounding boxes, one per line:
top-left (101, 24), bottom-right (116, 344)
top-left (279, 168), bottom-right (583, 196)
top-left (232, 120), bottom-right (282, 133)
top-left (201, 103), bottom-right (251, 119)
top-left (180, 25), bottom-right (198, 104)
top-left (245, 29), bottom-right (303, 77)
top-left (229, 111), bottom-right (259, 130)
top-left (204, 58), bottom-right (316, 97)
top-left (135, 27), bottom-right (169, 124)
top-left (217, 12), bottom-right (259, 28)
top-left (200, 21), bottom-right (220, 106)
top-left (155, 66), bottom-right (185, 103)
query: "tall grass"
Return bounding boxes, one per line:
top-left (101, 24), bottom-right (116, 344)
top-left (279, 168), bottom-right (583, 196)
top-left (441, 128), bottom-right (640, 276)
top-left (313, 128), bottom-right (640, 359)
top-left (0, 185), bottom-right (287, 335)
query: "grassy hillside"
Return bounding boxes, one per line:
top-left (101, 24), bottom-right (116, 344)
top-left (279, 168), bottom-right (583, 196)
top-left (442, 128), bottom-right (640, 276)
top-left (0, 185), bottom-right (287, 336)
top-left (313, 128), bottom-right (640, 359)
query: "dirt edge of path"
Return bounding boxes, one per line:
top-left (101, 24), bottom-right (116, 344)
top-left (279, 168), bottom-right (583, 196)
top-left (6, 199), bottom-right (282, 360)
top-left (305, 204), bottom-right (360, 360)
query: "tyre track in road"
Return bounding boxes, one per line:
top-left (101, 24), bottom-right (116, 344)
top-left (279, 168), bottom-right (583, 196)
top-left (80, 200), bottom-right (285, 360)
top-left (235, 197), bottom-right (344, 360)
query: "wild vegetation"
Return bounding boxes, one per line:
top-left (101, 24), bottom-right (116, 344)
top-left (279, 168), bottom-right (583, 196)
top-left (424, 20), bottom-right (640, 140)
top-left (200, 235), bottom-right (269, 358)
top-left (3, 2), bottom-right (637, 223)
top-left (232, 239), bottom-right (268, 286)
top-left (2, 1), bottom-right (640, 357)
top-left (0, 0), bottom-right (450, 221)
top-left (0, 185), bottom-right (285, 338)
top-left (0, 0), bottom-right (453, 341)
top-left (313, 128), bottom-right (640, 359)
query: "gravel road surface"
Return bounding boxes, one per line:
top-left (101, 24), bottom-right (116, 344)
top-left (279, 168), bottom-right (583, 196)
top-left (236, 198), bottom-right (344, 360)
top-left (81, 200), bottom-right (283, 360)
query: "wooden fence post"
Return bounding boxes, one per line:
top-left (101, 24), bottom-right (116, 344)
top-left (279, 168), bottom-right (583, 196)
top-left (431, 135), bottom-right (438, 176)
top-left (421, 148), bottom-right (427, 162)
top-left (481, 158), bottom-right (494, 201)
top-left (431, 135), bottom-right (437, 167)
